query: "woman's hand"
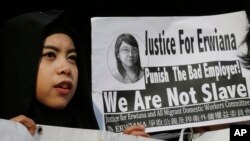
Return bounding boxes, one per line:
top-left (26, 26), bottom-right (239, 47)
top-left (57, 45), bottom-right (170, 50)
top-left (11, 115), bottom-right (36, 136)
top-left (123, 125), bottom-right (150, 138)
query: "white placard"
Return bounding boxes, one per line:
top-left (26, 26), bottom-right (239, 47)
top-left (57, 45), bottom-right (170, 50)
top-left (91, 11), bottom-right (250, 133)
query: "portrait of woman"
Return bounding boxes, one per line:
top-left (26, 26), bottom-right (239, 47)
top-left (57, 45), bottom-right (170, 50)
top-left (112, 33), bottom-right (144, 84)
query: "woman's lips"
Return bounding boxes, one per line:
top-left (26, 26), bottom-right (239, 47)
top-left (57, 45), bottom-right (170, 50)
top-left (54, 81), bottom-right (73, 96)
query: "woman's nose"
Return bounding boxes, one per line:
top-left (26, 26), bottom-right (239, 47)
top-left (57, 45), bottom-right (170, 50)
top-left (57, 59), bottom-right (71, 75)
top-left (128, 50), bottom-right (133, 56)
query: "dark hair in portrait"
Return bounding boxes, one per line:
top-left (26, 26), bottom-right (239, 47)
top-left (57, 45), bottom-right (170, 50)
top-left (113, 33), bottom-right (143, 84)
top-left (239, 28), bottom-right (250, 69)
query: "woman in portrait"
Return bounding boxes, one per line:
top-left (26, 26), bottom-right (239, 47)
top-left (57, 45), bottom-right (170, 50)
top-left (112, 33), bottom-right (144, 84)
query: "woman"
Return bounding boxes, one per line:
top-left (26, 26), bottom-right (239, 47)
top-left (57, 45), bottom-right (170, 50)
top-left (0, 10), bottom-right (98, 134)
top-left (0, 10), bottom-right (149, 138)
top-left (113, 33), bottom-right (144, 84)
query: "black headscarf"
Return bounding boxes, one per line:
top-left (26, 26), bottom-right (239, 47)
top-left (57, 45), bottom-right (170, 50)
top-left (0, 10), bottom-right (98, 129)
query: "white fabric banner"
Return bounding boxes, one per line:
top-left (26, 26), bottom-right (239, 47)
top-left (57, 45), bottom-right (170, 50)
top-left (91, 11), bottom-right (250, 133)
top-left (0, 119), bottom-right (161, 141)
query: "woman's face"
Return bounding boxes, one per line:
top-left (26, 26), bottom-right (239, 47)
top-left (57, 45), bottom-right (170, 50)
top-left (36, 33), bottom-right (78, 110)
top-left (118, 41), bottom-right (139, 67)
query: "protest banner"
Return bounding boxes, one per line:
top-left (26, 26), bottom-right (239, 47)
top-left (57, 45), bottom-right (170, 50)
top-left (91, 11), bottom-right (250, 133)
top-left (0, 119), bottom-right (161, 141)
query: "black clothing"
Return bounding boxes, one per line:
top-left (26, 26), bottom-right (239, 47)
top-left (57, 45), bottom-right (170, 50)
top-left (0, 10), bottom-right (98, 129)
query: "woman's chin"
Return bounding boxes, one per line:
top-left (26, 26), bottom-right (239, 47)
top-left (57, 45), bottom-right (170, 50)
top-left (49, 102), bottom-right (68, 110)
top-left (124, 63), bottom-right (135, 67)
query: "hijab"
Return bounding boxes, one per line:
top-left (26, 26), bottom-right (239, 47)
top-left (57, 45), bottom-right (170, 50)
top-left (0, 10), bottom-right (98, 129)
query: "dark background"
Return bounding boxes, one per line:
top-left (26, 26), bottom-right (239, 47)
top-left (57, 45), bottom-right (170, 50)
top-left (1, 0), bottom-right (248, 46)
top-left (1, 0), bottom-right (249, 84)
top-left (1, 0), bottom-right (249, 28)
top-left (1, 0), bottom-right (249, 41)
top-left (0, 0), bottom-right (249, 49)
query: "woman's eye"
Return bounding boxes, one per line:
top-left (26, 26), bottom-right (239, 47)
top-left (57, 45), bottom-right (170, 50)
top-left (68, 55), bottom-right (77, 63)
top-left (42, 52), bottom-right (56, 60)
top-left (124, 49), bottom-right (129, 52)
top-left (120, 48), bottom-right (129, 53)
